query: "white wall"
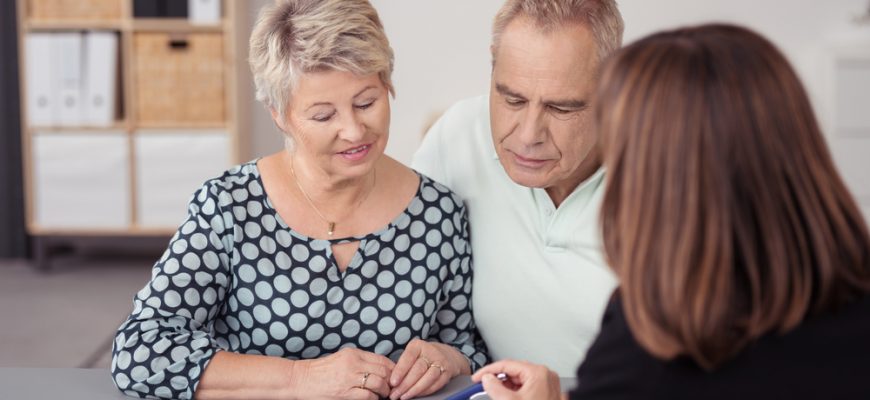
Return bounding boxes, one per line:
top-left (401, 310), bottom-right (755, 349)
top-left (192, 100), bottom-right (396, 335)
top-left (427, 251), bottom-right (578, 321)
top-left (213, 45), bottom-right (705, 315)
top-left (618, 0), bottom-right (870, 129)
top-left (245, 0), bottom-right (282, 161)
top-left (243, 1), bottom-right (870, 215)
top-left (371, 0), bottom-right (502, 165)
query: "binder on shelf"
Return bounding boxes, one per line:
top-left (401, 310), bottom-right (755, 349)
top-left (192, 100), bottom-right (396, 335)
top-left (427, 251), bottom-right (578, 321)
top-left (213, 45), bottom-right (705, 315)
top-left (24, 33), bottom-right (57, 126)
top-left (133, 0), bottom-right (160, 17)
top-left (189, 0), bottom-right (221, 25)
top-left (54, 32), bottom-right (85, 126)
top-left (83, 31), bottom-right (119, 126)
top-left (134, 0), bottom-right (188, 18)
top-left (166, 0), bottom-right (189, 17)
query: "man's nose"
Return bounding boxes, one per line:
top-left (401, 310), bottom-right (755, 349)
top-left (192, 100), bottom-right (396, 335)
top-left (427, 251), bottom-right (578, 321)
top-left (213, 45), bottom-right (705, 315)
top-left (515, 107), bottom-right (547, 145)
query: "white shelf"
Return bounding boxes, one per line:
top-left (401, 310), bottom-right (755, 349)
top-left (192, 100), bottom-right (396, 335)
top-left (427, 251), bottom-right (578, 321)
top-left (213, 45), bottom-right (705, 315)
top-left (17, 0), bottom-right (244, 235)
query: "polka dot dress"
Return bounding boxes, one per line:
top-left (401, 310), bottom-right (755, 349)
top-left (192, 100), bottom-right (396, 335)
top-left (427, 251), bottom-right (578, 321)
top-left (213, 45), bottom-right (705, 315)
top-left (110, 161), bottom-right (489, 399)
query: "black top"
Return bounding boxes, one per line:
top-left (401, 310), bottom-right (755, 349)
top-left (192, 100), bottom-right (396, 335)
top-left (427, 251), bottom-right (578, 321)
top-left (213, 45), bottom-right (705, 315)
top-left (110, 161), bottom-right (488, 399)
top-left (571, 293), bottom-right (870, 399)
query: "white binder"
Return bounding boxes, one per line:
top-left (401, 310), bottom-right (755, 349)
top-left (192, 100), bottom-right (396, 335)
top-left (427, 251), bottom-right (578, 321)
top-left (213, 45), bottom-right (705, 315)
top-left (54, 32), bottom-right (85, 126)
top-left (24, 33), bottom-right (57, 126)
top-left (189, 0), bottom-right (222, 25)
top-left (83, 31), bottom-right (118, 126)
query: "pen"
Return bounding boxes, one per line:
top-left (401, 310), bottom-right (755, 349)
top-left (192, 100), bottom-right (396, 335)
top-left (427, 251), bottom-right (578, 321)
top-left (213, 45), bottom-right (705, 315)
top-left (445, 373), bottom-right (509, 400)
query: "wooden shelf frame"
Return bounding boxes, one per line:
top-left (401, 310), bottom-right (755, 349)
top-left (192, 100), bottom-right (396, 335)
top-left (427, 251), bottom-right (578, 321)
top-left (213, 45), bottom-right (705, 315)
top-left (132, 18), bottom-right (227, 32)
top-left (26, 19), bottom-right (124, 30)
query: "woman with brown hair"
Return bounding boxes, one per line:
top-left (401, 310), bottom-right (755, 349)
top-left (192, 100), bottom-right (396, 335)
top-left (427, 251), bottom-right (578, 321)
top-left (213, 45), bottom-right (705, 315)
top-left (472, 23), bottom-right (870, 399)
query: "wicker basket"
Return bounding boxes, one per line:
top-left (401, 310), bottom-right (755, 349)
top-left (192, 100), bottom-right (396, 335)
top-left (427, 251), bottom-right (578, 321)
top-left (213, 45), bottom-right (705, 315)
top-left (133, 32), bottom-right (226, 125)
top-left (29, 0), bottom-right (122, 21)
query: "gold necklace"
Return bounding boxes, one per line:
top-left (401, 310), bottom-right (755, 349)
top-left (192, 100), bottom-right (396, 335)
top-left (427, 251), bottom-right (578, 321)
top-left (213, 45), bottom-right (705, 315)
top-left (289, 160), bottom-right (376, 238)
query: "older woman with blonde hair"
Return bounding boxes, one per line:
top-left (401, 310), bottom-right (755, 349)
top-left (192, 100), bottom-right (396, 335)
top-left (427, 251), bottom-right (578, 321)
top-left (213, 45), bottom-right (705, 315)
top-left (473, 23), bottom-right (870, 399)
top-left (110, 1), bottom-right (487, 399)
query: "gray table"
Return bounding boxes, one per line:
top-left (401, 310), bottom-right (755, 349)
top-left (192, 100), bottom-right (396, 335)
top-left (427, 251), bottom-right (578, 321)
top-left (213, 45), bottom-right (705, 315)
top-left (0, 367), bottom-right (576, 399)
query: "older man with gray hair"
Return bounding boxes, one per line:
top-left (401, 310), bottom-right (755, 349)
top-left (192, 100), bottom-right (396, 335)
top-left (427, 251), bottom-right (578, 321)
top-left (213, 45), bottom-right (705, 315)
top-left (413, 0), bottom-right (624, 377)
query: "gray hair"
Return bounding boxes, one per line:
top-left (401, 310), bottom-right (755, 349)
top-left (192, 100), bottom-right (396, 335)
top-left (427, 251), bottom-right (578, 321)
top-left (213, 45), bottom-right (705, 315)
top-left (249, 0), bottom-right (395, 120)
top-left (491, 0), bottom-right (624, 64)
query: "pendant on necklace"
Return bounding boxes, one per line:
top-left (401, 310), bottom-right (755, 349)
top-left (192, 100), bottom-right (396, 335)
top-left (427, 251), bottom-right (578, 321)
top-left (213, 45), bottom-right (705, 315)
top-left (327, 222), bottom-right (335, 237)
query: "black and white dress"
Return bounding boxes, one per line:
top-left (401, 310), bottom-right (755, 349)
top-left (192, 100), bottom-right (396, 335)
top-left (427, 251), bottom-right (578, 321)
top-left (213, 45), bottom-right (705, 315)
top-left (110, 161), bottom-right (489, 399)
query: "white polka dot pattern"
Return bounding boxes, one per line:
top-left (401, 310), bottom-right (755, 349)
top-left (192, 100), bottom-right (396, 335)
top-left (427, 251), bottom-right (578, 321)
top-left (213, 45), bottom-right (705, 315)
top-left (110, 161), bottom-right (488, 399)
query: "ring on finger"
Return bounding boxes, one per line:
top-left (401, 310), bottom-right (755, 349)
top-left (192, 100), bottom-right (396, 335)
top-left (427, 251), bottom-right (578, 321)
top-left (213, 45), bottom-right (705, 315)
top-left (420, 356), bottom-right (432, 367)
top-left (429, 363), bottom-right (445, 374)
top-left (357, 371), bottom-right (371, 389)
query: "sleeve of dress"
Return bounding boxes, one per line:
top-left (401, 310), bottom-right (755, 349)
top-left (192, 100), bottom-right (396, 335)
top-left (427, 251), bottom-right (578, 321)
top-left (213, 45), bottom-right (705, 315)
top-left (110, 182), bottom-right (234, 399)
top-left (428, 200), bottom-right (490, 371)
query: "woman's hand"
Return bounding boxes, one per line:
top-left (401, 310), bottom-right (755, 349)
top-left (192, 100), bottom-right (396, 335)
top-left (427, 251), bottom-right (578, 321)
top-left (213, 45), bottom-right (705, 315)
top-left (388, 339), bottom-right (471, 399)
top-left (292, 347), bottom-right (395, 400)
top-left (470, 360), bottom-right (563, 400)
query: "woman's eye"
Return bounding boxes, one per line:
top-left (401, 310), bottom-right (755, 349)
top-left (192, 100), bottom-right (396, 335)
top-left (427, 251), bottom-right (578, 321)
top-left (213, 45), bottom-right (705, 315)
top-left (312, 112), bottom-right (335, 122)
top-left (355, 100), bottom-right (375, 110)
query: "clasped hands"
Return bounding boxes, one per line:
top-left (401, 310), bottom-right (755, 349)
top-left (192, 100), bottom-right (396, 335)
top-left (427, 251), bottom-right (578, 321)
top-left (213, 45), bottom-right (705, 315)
top-left (293, 339), bottom-right (470, 400)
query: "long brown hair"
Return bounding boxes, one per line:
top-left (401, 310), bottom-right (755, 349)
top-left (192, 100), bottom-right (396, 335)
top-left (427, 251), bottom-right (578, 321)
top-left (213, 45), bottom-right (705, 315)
top-left (596, 24), bottom-right (870, 370)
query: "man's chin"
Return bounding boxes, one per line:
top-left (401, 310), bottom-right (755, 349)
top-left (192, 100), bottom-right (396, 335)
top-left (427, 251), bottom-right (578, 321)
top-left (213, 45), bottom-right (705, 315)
top-left (504, 170), bottom-right (551, 189)
top-left (497, 160), bottom-right (548, 188)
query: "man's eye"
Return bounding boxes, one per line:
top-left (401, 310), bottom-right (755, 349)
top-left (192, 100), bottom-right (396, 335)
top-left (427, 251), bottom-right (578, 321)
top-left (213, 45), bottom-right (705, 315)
top-left (505, 98), bottom-right (525, 106)
top-left (549, 105), bottom-right (572, 114)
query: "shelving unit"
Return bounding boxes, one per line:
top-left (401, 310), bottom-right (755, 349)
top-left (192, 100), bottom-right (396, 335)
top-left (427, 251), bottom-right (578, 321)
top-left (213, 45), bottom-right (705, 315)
top-left (15, 0), bottom-right (249, 268)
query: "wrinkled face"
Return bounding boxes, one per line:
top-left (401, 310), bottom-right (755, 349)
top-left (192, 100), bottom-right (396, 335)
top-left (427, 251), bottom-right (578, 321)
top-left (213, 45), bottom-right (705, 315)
top-left (273, 70), bottom-right (390, 180)
top-left (490, 17), bottom-right (600, 191)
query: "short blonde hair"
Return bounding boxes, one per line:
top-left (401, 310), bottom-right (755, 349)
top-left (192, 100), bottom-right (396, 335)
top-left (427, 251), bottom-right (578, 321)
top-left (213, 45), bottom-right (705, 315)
top-left (491, 0), bottom-right (623, 64)
top-left (249, 0), bottom-right (395, 119)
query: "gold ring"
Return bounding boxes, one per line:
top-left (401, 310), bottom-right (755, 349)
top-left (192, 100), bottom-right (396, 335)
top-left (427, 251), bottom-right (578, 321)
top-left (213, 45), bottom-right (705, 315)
top-left (420, 356), bottom-right (432, 367)
top-left (358, 372), bottom-right (371, 389)
top-left (429, 363), bottom-right (445, 374)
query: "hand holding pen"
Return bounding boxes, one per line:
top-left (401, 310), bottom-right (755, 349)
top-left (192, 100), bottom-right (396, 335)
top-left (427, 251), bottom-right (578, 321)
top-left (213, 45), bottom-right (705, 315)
top-left (468, 360), bottom-right (564, 400)
top-left (445, 372), bottom-right (508, 400)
